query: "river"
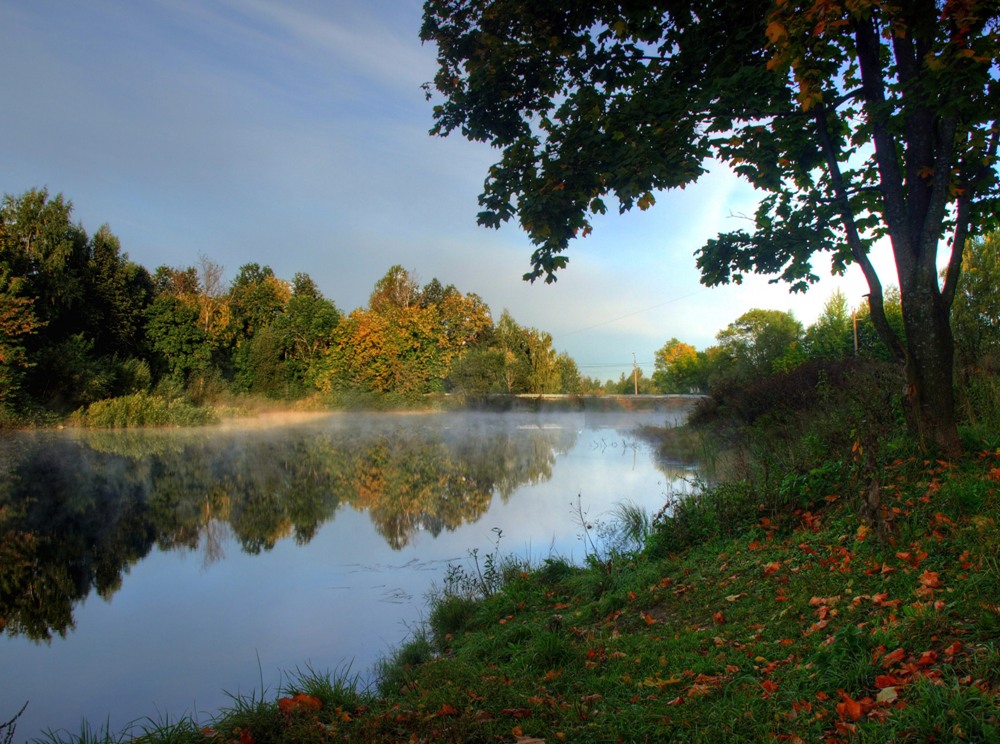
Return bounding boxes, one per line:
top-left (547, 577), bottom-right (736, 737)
top-left (0, 400), bottom-right (700, 739)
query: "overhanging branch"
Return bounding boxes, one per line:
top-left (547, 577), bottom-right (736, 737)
top-left (813, 103), bottom-right (906, 363)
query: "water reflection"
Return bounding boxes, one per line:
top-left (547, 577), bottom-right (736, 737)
top-left (0, 413), bottom-right (636, 642)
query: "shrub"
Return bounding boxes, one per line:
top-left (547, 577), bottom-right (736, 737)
top-left (73, 392), bottom-right (214, 427)
top-left (646, 481), bottom-right (758, 557)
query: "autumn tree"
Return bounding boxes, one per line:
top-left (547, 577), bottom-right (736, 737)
top-left (424, 282), bottom-right (493, 350)
top-left (555, 351), bottom-right (583, 393)
top-left (320, 304), bottom-right (449, 397)
top-left (369, 264), bottom-right (421, 314)
top-left (421, 0), bottom-right (1000, 454)
top-left (320, 266), bottom-right (505, 398)
top-left (653, 338), bottom-right (704, 393)
top-left (228, 263), bottom-right (290, 339)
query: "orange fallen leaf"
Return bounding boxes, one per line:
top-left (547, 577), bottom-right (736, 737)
top-left (277, 694), bottom-right (322, 716)
top-left (764, 562), bottom-right (781, 576)
top-left (713, 611), bottom-right (726, 624)
top-left (837, 691), bottom-right (864, 721)
top-left (881, 648), bottom-right (906, 667)
top-left (918, 570), bottom-right (942, 588)
top-left (834, 720), bottom-right (857, 735)
top-left (875, 674), bottom-right (901, 688)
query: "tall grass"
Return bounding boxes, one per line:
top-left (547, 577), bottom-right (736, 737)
top-left (1, 703), bottom-right (28, 744)
top-left (71, 392), bottom-right (215, 428)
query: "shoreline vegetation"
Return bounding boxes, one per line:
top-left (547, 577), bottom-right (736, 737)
top-left (3, 362), bottom-right (998, 743)
top-left (19, 391), bottom-right (702, 432)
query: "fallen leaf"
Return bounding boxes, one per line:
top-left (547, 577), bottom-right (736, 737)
top-left (919, 570), bottom-right (942, 588)
top-left (277, 694), bottom-right (322, 716)
top-left (837, 692), bottom-right (864, 721)
top-left (876, 687), bottom-right (899, 704)
top-left (881, 648), bottom-right (907, 667)
top-left (874, 674), bottom-right (901, 688)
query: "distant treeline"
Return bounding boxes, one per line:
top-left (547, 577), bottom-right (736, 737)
top-left (0, 188), bottom-right (604, 424)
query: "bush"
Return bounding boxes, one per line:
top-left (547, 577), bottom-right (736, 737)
top-left (72, 392), bottom-right (214, 427)
top-left (113, 357), bottom-right (152, 395)
top-left (646, 481), bottom-right (759, 557)
top-left (690, 359), bottom-right (906, 504)
top-left (647, 359), bottom-right (913, 555)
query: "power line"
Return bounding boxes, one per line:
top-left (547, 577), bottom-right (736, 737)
top-left (553, 289), bottom-right (703, 339)
top-left (575, 361), bottom-right (656, 369)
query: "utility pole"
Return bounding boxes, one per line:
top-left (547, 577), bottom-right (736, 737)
top-left (855, 294), bottom-right (870, 358)
top-left (632, 353), bottom-right (638, 395)
top-left (853, 312), bottom-right (859, 357)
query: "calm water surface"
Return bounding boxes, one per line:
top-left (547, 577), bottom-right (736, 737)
top-left (1, 404), bottom-right (699, 738)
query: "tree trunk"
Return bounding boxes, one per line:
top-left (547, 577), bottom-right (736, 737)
top-left (898, 276), bottom-right (963, 457)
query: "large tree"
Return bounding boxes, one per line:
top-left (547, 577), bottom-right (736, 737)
top-left (421, 0), bottom-right (1000, 454)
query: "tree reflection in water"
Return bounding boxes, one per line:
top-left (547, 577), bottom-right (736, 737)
top-left (0, 414), bottom-right (594, 641)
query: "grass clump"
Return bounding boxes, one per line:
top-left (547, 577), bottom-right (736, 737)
top-left (71, 392), bottom-right (215, 428)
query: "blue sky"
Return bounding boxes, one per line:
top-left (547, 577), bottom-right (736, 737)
top-left (0, 0), bottom-right (890, 379)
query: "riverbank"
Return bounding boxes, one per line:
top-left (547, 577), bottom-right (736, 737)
top-left (5, 391), bottom-right (703, 431)
top-left (10, 444), bottom-right (994, 743)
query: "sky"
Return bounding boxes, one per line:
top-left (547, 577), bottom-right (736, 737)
top-left (0, 0), bottom-right (894, 379)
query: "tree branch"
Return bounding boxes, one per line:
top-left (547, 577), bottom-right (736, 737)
top-left (942, 121), bottom-right (1000, 308)
top-left (854, 16), bottom-right (912, 273)
top-left (813, 103), bottom-right (906, 363)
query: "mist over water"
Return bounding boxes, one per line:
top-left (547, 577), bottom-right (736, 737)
top-left (0, 403), bottom-right (699, 738)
